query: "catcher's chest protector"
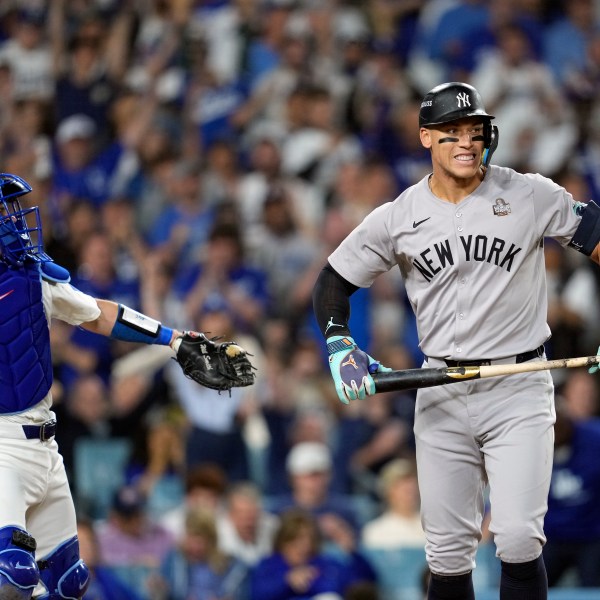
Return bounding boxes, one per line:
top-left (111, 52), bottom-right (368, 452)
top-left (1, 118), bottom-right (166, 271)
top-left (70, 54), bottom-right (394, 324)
top-left (0, 263), bottom-right (53, 413)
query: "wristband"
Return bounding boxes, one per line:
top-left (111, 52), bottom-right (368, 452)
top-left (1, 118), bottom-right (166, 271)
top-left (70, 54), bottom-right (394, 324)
top-left (327, 336), bottom-right (356, 355)
top-left (110, 304), bottom-right (173, 345)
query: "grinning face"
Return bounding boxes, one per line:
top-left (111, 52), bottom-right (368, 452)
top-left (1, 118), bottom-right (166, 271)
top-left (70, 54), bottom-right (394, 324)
top-left (420, 117), bottom-right (486, 182)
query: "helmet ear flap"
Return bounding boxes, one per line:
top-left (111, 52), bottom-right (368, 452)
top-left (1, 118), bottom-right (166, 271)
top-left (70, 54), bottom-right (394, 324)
top-left (482, 124), bottom-right (499, 167)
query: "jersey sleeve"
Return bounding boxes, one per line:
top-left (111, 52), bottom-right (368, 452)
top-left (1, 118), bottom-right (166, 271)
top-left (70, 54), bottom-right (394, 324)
top-left (328, 203), bottom-right (396, 288)
top-left (525, 173), bottom-right (582, 246)
top-left (43, 281), bottom-right (102, 325)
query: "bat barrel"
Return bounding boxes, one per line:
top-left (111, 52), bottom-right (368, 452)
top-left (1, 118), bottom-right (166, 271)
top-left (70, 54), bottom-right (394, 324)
top-left (372, 367), bottom-right (480, 393)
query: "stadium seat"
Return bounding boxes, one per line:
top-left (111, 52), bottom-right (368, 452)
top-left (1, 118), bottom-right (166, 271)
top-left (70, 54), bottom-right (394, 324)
top-left (361, 546), bottom-right (428, 600)
top-left (73, 437), bottom-right (132, 520)
top-left (105, 564), bottom-right (156, 597)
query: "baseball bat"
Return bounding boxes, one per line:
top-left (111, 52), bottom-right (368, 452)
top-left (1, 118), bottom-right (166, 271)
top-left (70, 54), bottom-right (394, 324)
top-left (371, 355), bottom-right (600, 393)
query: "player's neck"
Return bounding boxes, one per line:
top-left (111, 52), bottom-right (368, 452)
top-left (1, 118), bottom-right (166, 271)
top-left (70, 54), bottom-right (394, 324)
top-left (428, 168), bottom-right (485, 204)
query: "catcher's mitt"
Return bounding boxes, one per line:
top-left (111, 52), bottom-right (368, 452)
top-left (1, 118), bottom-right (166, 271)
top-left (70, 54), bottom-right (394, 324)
top-left (172, 331), bottom-right (256, 392)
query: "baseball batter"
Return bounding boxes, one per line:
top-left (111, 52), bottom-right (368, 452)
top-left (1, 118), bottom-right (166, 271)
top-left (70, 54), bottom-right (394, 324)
top-left (312, 82), bottom-right (600, 599)
top-left (0, 173), bottom-right (252, 599)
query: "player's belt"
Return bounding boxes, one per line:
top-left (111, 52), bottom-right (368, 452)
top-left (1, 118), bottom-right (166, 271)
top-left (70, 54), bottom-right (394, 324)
top-left (442, 345), bottom-right (545, 368)
top-left (22, 419), bottom-right (57, 441)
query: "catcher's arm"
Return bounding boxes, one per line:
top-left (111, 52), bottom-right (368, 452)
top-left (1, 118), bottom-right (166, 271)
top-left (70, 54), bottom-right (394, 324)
top-left (82, 299), bottom-right (182, 347)
top-left (83, 300), bottom-right (256, 391)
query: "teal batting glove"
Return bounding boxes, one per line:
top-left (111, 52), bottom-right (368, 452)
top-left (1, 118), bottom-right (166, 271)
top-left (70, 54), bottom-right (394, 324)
top-left (590, 346), bottom-right (600, 374)
top-left (327, 336), bottom-right (391, 405)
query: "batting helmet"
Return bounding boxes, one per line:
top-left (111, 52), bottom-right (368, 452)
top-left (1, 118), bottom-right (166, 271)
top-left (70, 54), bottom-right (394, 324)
top-left (0, 173), bottom-right (51, 267)
top-left (419, 82), bottom-right (498, 166)
top-left (419, 82), bottom-right (494, 128)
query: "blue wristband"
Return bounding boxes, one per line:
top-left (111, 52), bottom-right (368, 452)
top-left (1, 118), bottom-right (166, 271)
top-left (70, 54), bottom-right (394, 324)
top-left (110, 305), bottom-right (173, 345)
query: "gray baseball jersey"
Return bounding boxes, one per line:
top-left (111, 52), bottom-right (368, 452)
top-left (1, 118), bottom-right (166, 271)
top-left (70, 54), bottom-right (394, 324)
top-left (329, 164), bottom-right (582, 360)
top-left (328, 164), bottom-right (583, 574)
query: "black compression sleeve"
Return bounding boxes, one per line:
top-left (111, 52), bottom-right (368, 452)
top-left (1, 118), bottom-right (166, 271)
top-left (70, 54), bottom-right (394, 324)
top-left (312, 263), bottom-right (359, 339)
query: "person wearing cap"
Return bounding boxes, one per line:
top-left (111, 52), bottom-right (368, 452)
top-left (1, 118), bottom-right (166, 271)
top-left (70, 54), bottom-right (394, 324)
top-left (96, 485), bottom-right (175, 572)
top-left (51, 113), bottom-right (128, 210)
top-left (267, 441), bottom-right (364, 556)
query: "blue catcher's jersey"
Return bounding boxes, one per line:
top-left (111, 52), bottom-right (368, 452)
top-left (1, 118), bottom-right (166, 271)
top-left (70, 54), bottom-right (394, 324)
top-left (0, 261), bottom-right (53, 414)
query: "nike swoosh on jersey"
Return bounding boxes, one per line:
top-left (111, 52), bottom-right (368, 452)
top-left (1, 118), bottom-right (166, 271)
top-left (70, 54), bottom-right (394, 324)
top-left (0, 289), bottom-right (15, 301)
top-left (413, 217), bottom-right (431, 228)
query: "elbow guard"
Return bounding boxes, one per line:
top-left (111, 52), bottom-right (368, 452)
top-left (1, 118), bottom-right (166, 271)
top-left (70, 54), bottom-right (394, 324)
top-left (568, 200), bottom-right (600, 256)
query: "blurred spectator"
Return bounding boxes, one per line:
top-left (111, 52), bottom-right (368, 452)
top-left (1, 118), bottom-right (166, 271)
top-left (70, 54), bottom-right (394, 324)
top-left (233, 16), bottom-right (319, 131)
top-left (178, 221), bottom-right (269, 332)
top-left (360, 458), bottom-right (425, 550)
top-left (49, 112), bottom-right (130, 234)
top-left (544, 237), bottom-right (588, 363)
top-left (71, 228), bottom-right (140, 307)
top-left (97, 485), bottom-right (175, 569)
top-left (427, 0), bottom-right (489, 80)
top-left (250, 185), bottom-right (322, 319)
top-left (77, 516), bottom-right (145, 600)
top-left (202, 140), bottom-right (243, 207)
top-left (166, 300), bottom-right (263, 480)
top-left (279, 84), bottom-right (363, 199)
top-left (559, 256), bottom-right (600, 357)
top-left (0, 7), bottom-right (54, 100)
top-left (51, 6), bottom-right (133, 135)
top-left (146, 158), bottom-right (217, 279)
top-left (54, 373), bottom-right (112, 483)
top-left (53, 229), bottom-right (141, 390)
top-left (158, 508), bottom-right (249, 600)
top-left (250, 508), bottom-right (376, 600)
top-left (384, 100), bottom-right (432, 193)
top-left (1, 96), bottom-right (52, 190)
top-left (181, 32), bottom-right (246, 153)
top-left (267, 441), bottom-right (364, 543)
top-left (543, 0), bottom-right (600, 89)
top-left (450, 0), bottom-right (544, 77)
top-left (470, 21), bottom-right (577, 175)
top-left (332, 389), bottom-right (411, 497)
top-left (44, 198), bottom-right (97, 271)
top-left (112, 100), bottom-right (181, 236)
top-left (406, 0), bottom-right (462, 93)
top-left (555, 370), bottom-right (600, 422)
top-left (217, 480), bottom-right (279, 567)
top-left (240, 2), bottom-right (293, 91)
top-left (236, 134), bottom-right (323, 251)
top-left (160, 463), bottom-right (228, 540)
top-left (100, 197), bottom-right (148, 290)
top-left (543, 407), bottom-right (600, 586)
top-left (126, 406), bottom-right (186, 506)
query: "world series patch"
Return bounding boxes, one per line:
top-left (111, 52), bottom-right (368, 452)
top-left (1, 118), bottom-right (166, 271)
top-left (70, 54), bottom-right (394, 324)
top-left (493, 198), bottom-right (511, 216)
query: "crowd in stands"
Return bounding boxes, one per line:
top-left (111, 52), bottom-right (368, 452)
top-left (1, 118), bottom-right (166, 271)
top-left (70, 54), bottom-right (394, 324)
top-left (1, 0), bottom-right (600, 598)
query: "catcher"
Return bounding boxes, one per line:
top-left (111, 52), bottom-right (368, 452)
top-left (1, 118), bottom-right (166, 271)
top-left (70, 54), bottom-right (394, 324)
top-left (0, 172), bottom-right (254, 599)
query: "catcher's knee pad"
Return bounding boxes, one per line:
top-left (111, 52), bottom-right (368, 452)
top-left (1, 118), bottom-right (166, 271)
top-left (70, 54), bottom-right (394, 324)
top-left (0, 526), bottom-right (39, 600)
top-left (36, 537), bottom-right (89, 600)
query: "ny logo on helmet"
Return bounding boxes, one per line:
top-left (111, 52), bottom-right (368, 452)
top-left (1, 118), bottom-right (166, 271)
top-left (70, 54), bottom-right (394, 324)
top-left (456, 92), bottom-right (471, 109)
